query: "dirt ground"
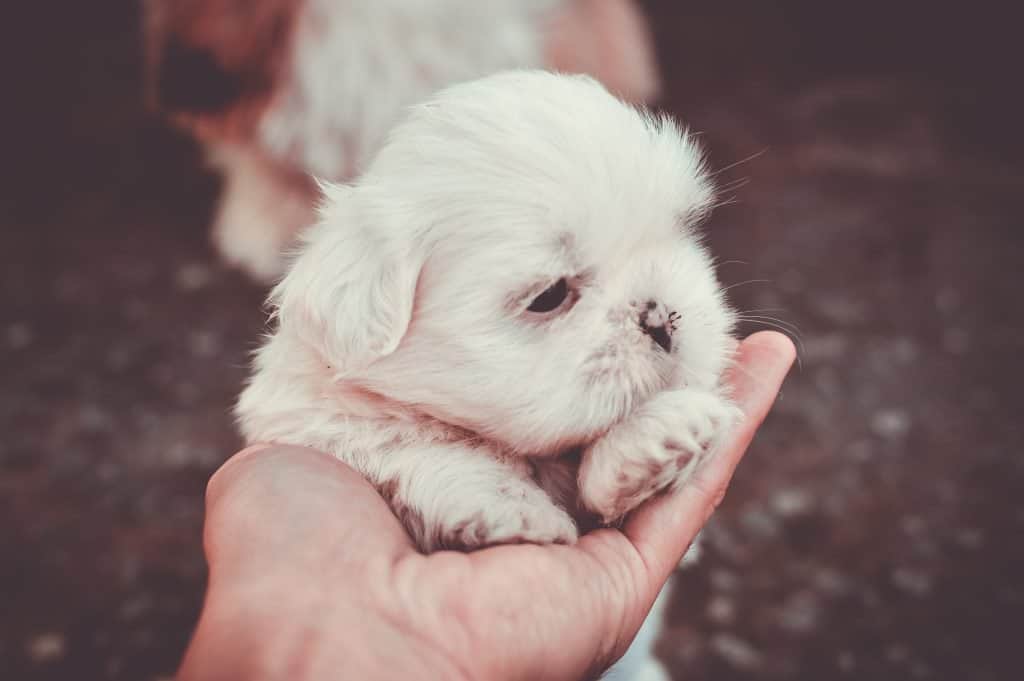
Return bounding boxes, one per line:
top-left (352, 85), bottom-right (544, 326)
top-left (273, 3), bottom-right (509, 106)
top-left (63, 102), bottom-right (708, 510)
top-left (2, 2), bottom-right (1022, 679)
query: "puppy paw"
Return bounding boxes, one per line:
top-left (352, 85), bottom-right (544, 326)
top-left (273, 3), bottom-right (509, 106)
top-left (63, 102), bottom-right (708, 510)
top-left (437, 479), bottom-right (579, 550)
top-left (212, 215), bottom-right (290, 283)
top-left (579, 390), bottom-right (738, 524)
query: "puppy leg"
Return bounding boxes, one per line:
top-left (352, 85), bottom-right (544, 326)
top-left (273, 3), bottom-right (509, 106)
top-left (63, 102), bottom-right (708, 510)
top-left (350, 441), bottom-right (578, 552)
top-left (579, 389), bottom-right (740, 524)
top-left (207, 143), bottom-right (316, 282)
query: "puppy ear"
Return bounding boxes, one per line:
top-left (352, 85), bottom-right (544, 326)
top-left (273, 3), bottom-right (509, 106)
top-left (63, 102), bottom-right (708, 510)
top-left (270, 183), bottom-right (422, 375)
top-left (142, 0), bottom-right (293, 116)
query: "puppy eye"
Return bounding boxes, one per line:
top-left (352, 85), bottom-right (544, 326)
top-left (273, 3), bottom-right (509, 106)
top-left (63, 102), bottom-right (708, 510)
top-left (527, 278), bottom-right (569, 313)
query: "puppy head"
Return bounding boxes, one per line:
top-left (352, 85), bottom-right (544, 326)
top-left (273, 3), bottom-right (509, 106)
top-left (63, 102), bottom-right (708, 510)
top-left (275, 71), bottom-right (734, 454)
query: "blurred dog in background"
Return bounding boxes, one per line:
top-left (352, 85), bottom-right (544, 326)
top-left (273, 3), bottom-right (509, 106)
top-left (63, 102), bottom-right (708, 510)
top-left (143, 0), bottom-right (660, 281)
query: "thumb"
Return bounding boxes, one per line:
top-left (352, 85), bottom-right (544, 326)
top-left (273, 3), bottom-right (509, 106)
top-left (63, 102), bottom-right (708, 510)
top-left (623, 330), bottom-right (797, 584)
top-left (578, 331), bottom-right (795, 669)
top-left (203, 445), bottom-right (415, 588)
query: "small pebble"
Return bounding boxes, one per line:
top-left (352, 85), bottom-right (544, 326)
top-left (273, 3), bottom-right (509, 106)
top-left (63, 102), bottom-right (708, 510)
top-left (886, 644), bottom-right (910, 663)
top-left (770, 487), bottom-right (814, 517)
top-left (188, 330), bottom-right (221, 358)
top-left (891, 568), bottom-right (933, 597)
top-left (710, 569), bottom-right (740, 592)
top-left (813, 568), bottom-right (851, 596)
top-left (706, 524), bottom-right (748, 561)
top-left (7, 322), bottom-right (33, 349)
top-left (890, 337), bottom-right (919, 363)
top-left (900, 515), bottom-right (927, 536)
top-left (812, 292), bottom-right (867, 325)
top-left (119, 596), bottom-right (152, 621)
top-left (166, 442), bottom-right (201, 468)
top-left (778, 590), bottom-right (822, 633)
top-left (954, 527), bottom-right (984, 550)
top-left (176, 262), bottom-right (213, 291)
top-left (739, 506), bottom-right (781, 540)
top-left (78, 404), bottom-right (112, 432)
top-left (27, 632), bottom-right (65, 662)
top-left (710, 633), bottom-right (763, 670)
top-left (911, 662), bottom-right (932, 678)
top-left (706, 595), bottom-right (736, 625)
top-left (871, 409), bottom-right (911, 439)
top-left (803, 333), bottom-right (849, 362)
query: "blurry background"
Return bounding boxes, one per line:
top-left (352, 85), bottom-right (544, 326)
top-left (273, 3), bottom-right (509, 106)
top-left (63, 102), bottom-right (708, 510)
top-left (2, 1), bottom-right (1021, 679)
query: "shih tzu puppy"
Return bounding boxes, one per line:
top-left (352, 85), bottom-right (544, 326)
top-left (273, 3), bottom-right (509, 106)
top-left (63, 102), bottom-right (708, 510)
top-left (237, 71), bottom-right (737, 679)
top-left (144, 0), bottom-right (660, 281)
top-left (238, 69), bottom-right (737, 548)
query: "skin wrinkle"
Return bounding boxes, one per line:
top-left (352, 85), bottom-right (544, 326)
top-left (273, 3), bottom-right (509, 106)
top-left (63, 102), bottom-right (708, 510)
top-left (369, 586), bottom-right (475, 681)
top-left (412, 554), bottom-right (487, 679)
top-left (309, 571), bottom-right (470, 681)
top-left (577, 531), bottom-right (650, 675)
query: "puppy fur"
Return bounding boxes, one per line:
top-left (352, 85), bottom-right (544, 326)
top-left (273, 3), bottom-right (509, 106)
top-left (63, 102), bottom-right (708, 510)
top-left (145, 0), bottom-right (660, 280)
top-left (238, 71), bottom-right (738, 552)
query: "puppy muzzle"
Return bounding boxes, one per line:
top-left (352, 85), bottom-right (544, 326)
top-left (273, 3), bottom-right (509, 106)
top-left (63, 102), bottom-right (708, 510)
top-left (639, 300), bottom-right (678, 353)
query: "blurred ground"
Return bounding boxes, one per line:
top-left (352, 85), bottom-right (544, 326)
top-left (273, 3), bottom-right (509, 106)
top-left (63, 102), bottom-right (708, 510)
top-left (2, 2), bottom-right (1022, 680)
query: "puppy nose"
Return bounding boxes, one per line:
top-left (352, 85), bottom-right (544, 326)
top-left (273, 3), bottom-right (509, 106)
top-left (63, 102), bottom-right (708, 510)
top-left (639, 300), bottom-right (674, 353)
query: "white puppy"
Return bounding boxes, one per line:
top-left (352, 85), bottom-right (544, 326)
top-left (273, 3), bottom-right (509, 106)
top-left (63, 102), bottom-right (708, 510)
top-left (238, 70), bottom-right (737, 676)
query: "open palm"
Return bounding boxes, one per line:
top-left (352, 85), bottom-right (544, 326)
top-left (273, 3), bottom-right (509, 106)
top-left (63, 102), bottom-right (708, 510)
top-left (181, 332), bottom-right (794, 681)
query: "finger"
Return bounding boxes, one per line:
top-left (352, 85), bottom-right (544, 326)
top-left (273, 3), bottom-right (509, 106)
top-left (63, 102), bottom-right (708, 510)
top-left (204, 444), bottom-right (415, 588)
top-left (623, 331), bottom-right (796, 585)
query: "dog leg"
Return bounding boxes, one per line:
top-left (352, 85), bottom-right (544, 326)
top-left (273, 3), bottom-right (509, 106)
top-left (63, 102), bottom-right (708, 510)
top-left (207, 143), bottom-right (316, 282)
top-left (579, 389), bottom-right (739, 524)
top-left (343, 441), bottom-right (579, 552)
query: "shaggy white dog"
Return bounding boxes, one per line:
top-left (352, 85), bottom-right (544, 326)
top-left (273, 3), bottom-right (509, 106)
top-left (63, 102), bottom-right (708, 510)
top-left (238, 71), bottom-right (737, 677)
top-left (145, 0), bottom-right (660, 281)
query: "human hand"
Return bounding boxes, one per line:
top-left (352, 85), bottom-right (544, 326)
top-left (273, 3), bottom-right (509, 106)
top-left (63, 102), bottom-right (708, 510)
top-left (178, 332), bottom-right (795, 681)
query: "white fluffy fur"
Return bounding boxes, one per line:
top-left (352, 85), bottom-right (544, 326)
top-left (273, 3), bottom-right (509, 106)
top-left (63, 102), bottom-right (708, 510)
top-left (238, 71), bottom-right (736, 679)
top-left (238, 70), bottom-right (737, 548)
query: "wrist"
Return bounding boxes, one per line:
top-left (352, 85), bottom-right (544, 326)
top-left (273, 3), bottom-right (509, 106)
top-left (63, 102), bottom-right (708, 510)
top-left (180, 578), bottom-right (472, 681)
